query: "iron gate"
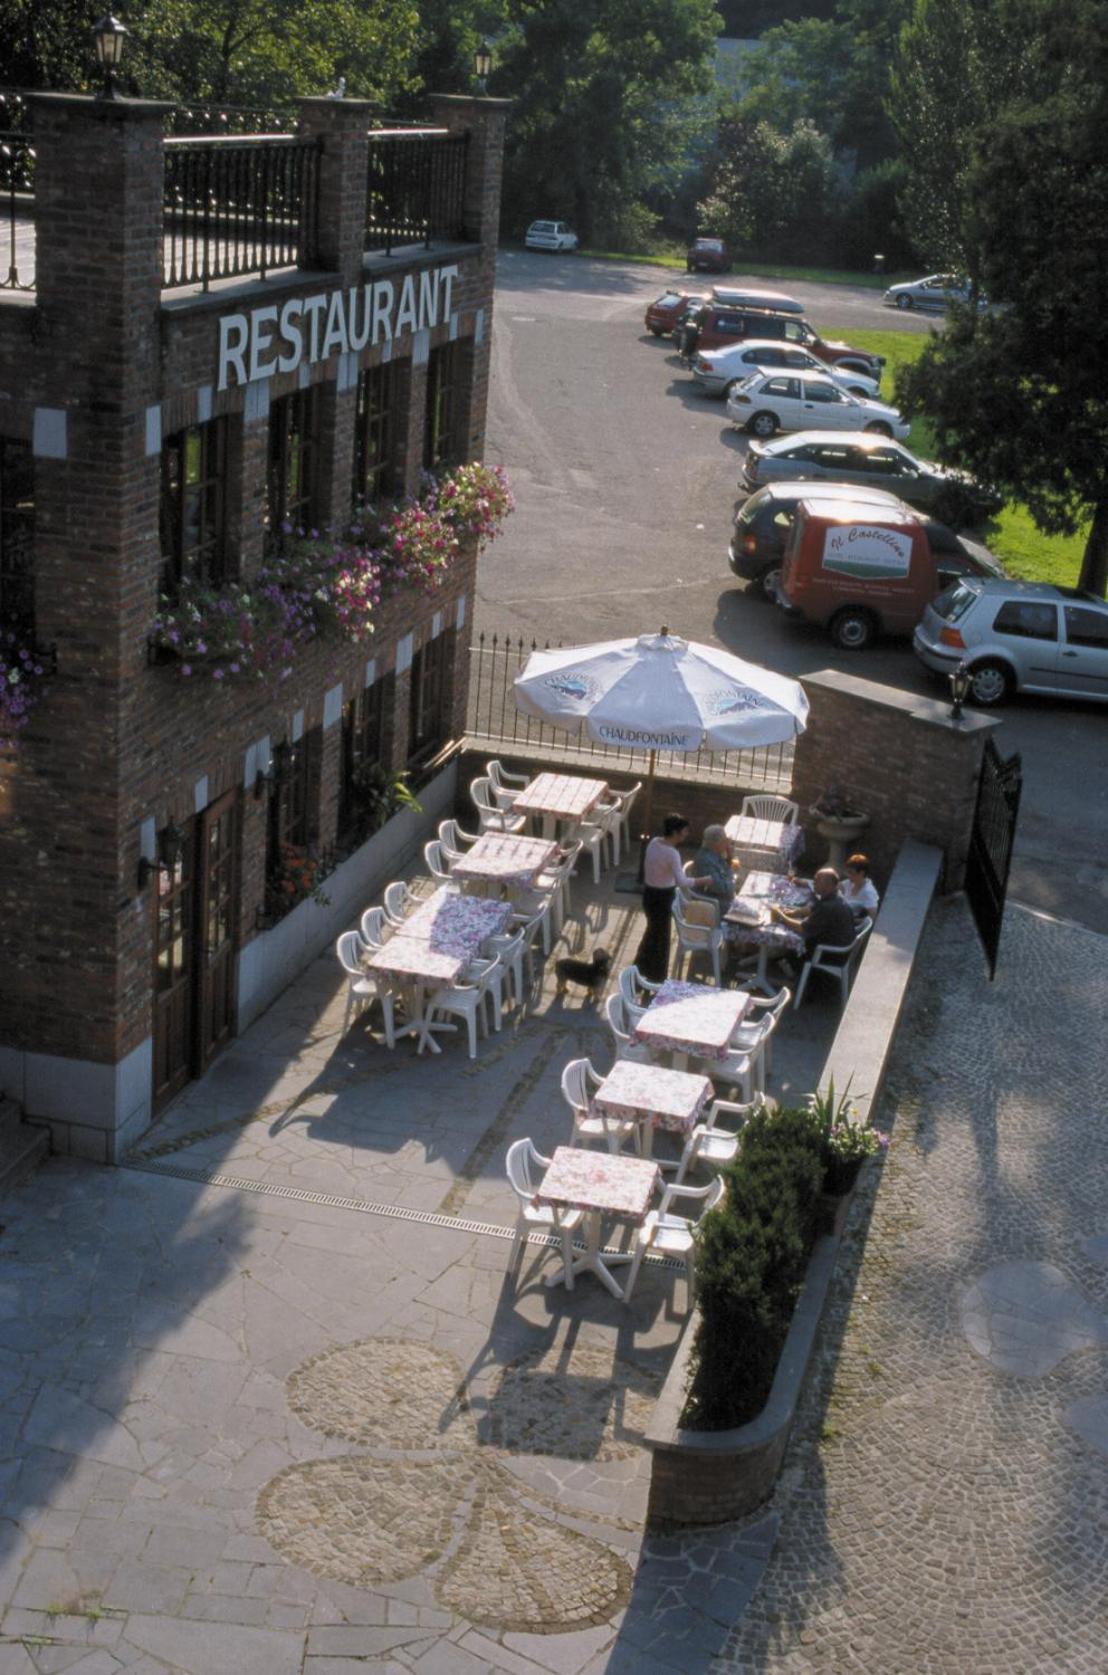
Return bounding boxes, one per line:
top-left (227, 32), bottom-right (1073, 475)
top-left (965, 737), bottom-right (1022, 979)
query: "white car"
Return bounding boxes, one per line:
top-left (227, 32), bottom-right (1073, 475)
top-left (883, 273), bottom-right (980, 311)
top-left (524, 219), bottom-right (578, 253)
top-left (726, 371), bottom-right (910, 441)
top-left (693, 340), bottom-right (880, 401)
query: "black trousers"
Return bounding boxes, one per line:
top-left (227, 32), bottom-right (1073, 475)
top-left (634, 885), bottom-right (675, 982)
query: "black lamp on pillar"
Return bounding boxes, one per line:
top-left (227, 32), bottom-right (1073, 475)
top-left (949, 660), bottom-right (971, 721)
top-left (92, 13), bottom-right (128, 100)
top-left (137, 820), bottom-right (184, 890)
top-left (474, 38), bottom-right (493, 94)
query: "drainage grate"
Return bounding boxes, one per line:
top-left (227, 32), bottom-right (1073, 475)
top-left (122, 1157), bottom-right (684, 1269)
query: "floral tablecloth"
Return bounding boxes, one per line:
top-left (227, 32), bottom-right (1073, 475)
top-left (402, 886), bottom-right (513, 955)
top-left (449, 832), bottom-right (560, 887)
top-left (725, 814), bottom-right (804, 874)
top-left (511, 772), bottom-right (609, 822)
top-left (537, 1145), bottom-right (660, 1221)
top-left (594, 1061), bottom-right (712, 1134)
top-left (722, 871), bottom-right (807, 954)
top-left (632, 982), bottom-right (752, 1062)
top-left (365, 934), bottom-right (463, 987)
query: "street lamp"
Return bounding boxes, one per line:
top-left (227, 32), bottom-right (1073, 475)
top-left (949, 660), bottom-right (971, 721)
top-left (92, 13), bottom-right (128, 101)
top-left (474, 39), bottom-right (493, 94)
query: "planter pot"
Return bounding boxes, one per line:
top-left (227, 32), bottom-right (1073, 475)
top-left (814, 812), bottom-right (869, 871)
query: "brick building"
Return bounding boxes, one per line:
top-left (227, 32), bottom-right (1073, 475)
top-left (0, 90), bottom-right (508, 1159)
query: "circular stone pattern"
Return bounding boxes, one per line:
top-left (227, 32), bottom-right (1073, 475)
top-left (959, 1260), bottom-right (1108, 1377)
top-left (487, 1340), bottom-right (663, 1460)
top-left (287, 1337), bottom-right (475, 1451)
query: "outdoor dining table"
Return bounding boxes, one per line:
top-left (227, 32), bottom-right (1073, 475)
top-left (509, 771), bottom-right (609, 840)
top-left (535, 1145), bottom-right (661, 1301)
top-left (724, 871), bottom-right (810, 995)
top-left (594, 1059), bottom-right (713, 1164)
top-left (631, 979), bottom-right (752, 1071)
top-left (724, 813), bottom-right (804, 875)
top-left (448, 831), bottom-right (560, 895)
top-left (364, 889), bottom-right (512, 1051)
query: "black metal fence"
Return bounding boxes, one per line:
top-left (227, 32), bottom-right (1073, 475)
top-left (0, 129), bottom-right (33, 292)
top-left (465, 632), bottom-right (795, 792)
top-left (965, 736), bottom-right (1022, 979)
top-left (162, 134), bottom-right (320, 290)
top-left (365, 130), bottom-right (469, 254)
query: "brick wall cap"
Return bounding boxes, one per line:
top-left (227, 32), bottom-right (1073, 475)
top-left (297, 96), bottom-right (379, 115)
top-left (427, 94), bottom-right (514, 112)
top-left (800, 666), bottom-right (1000, 735)
top-left (27, 91), bottom-right (175, 120)
top-left (160, 266), bottom-right (341, 318)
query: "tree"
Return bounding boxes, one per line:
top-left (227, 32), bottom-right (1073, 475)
top-left (698, 116), bottom-right (837, 260)
top-left (897, 77), bottom-right (1108, 594)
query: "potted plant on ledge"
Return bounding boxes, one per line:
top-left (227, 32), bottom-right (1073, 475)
top-left (810, 785), bottom-right (869, 870)
top-left (806, 1081), bottom-right (889, 1199)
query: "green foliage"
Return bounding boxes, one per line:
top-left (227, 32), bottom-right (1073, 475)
top-left (682, 1104), bottom-right (824, 1432)
top-left (697, 116), bottom-right (837, 263)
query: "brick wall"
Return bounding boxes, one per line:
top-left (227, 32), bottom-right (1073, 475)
top-left (0, 90), bottom-right (506, 1122)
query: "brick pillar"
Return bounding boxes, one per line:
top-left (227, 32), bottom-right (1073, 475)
top-left (427, 95), bottom-right (510, 461)
top-left (791, 669), bottom-right (1002, 891)
top-left (295, 98), bottom-right (376, 527)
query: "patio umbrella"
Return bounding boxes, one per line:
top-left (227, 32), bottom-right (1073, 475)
top-left (513, 628), bottom-right (807, 871)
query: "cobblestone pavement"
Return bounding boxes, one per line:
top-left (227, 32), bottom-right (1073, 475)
top-left (713, 898), bottom-right (1108, 1675)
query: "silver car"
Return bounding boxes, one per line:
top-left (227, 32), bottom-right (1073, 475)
top-left (914, 579), bottom-right (1108, 706)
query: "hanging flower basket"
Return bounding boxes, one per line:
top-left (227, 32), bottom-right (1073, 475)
top-left (0, 633), bottom-right (48, 754)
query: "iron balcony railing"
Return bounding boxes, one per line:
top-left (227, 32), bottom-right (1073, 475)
top-left (365, 129), bottom-right (469, 255)
top-left (466, 633), bottom-right (795, 794)
top-left (162, 134), bottom-right (320, 290)
top-left (0, 129), bottom-right (33, 292)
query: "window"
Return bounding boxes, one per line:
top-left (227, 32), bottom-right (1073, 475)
top-left (408, 628), bottom-right (455, 772)
top-left (339, 673), bottom-right (396, 843)
top-left (265, 728), bottom-right (323, 914)
top-left (424, 342), bottom-right (469, 471)
top-left (160, 420), bottom-right (228, 590)
top-left (810, 444), bottom-right (856, 468)
top-left (748, 348), bottom-right (784, 368)
top-left (267, 388), bottom-right (320, 540)
top-left (783, 350), bottom-right (814, 370)
top-left (932, 583), bottom-right (978, 623)
top-left (762, 377), bottom-right (799, 399)
top-left (803, 381), bottom-right (845, 404)
top-left (1063, 605), bottom-right (1108, 649)
top-left (0, 438), bottom-right (34, 636)
top-left (352, 362), bottom-right (406, 511)
top-left (993, 601), bottom-right (1058, 641)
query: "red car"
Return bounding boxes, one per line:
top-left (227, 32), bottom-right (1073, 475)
top-left (686, 237), bottom-right (731, 274)
top-left (644, 288), bottom-right (704, 337)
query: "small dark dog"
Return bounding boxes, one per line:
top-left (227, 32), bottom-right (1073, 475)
top-left (554, 948), bottom-right (612, 1000)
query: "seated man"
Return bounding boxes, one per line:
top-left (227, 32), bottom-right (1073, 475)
top-left (691, 824), bottom-right (736, 913)
top-left (773, 866), bottom-right (856, 964)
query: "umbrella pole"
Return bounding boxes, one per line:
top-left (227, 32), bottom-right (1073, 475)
top-left (615, 748), bottom-right (657, 894)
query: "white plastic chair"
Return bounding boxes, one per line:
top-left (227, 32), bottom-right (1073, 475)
top-left (561, 1057), bottom-right (637, 1155)
top-left (794, 915), bottom-right (872, 1009)
top-left (482, 928), bottom-right (527, 1011)
top-left (359, 905), bottom-right (390, 950)
top-left (618, 965), bottom-right (662, 1023)
top-left (486, 759), bottom-right (528, 812)
top-left (335, 931), bottom-right (396, 1047)
top-left (439, 818), bottom-right (479, 851)
top-left (506, 1139), bottom-right (583, 1286)
top-left (605, 992), bottom-right (651, 1064)
top-left (471, 777), bottom-right (525, 834)
top-left (673, 894), bottom-right (724, 987)
top-left (623, 1175), bottom-right (726, 1305)
top-left (511, 892), bottom-right (553, 960)
top-left (537, 840), bottom-right (581, 940)
top-left (423, 960), bottom-right (499, 1058)
top-left (607, 781), bottom-right (643, 866)
top-left (383, 880), bottom-right (420, 928)
top-left (732, 985), bottom-right (791, 1076)
top-left (576, 801), bottom-right (620, 882)
top-left (423, 838), bottom-right (454, 885)
top-left (674, 1097), bottom-right (754, 1184)
top-left (463, 952), bottom-right (505, 1033)
top-left (740, 794), bottom-right (799, 826)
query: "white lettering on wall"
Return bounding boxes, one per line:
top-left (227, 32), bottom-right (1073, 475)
top-left (216, 264), bottom-right (461, 390)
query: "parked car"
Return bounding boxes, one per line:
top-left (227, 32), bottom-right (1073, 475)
top-left (914, 579), bottom-right (1108, 705)
top-left (739, 431), bottom-right (1004, 526)
top-left (524, 219), bottom-right (578, 253)
top-left (883, 273), bottom-right (982, 311)
top-left (727, 480), bottom-right (994, 598)
top-left (686, 237), bottom-right (730, 273)
top-left (772, 497), bottom-right (1002, 651)
top-left (675, 302), bottom-right (883, 381)
top-left (644, 288), bottom-right (704, 337)
top-left (726, 371), bottom-right (910, 440)
top-left (694, 340), bottom-right (880, 400)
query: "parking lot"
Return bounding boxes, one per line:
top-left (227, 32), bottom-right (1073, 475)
top-left (481, 251), bottom-right (1108, 936)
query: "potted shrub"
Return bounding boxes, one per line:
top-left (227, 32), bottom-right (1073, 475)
top-left (806, 1080), bottom-right (889, 1197)
top-left (810, 784), bottom-right (869, 870)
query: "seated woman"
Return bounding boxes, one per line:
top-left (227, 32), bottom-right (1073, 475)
top-left (840, 853), bottom-right (880, 919)
top-left (691, 824), bottom-right (736, 913)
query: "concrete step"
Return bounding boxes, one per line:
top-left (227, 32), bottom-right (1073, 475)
top-left (0, 1098), bottom-right (49, 1195)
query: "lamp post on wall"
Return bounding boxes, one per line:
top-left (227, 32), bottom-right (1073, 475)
top-left (474, 39), bottom-right (493, 95)
top-left (92, 13), bottom-right (129, 100)
top-left (949, 660), bottom-right (971, 721)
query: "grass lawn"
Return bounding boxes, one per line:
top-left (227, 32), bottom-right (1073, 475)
top-left (819, 328), bottom-right (1090, 587)
top-left (568, 244), bottom-right (908, 290)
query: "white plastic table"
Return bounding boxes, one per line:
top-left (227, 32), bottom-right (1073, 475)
top-left (364, 934), bottom-right (463, 1053)
top-left (594, 1060), bottom-right (712, 1163)
top-left (724, 872), bottom-right (808, 995)
top-left (631, 980), bottom-right (752, 1071)
top-left (510, 772), bottom-right (609, 840)
top-left (536, 1145), bottom-right (660, 1300)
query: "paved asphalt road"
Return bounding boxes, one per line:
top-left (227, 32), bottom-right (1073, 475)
top-left (481, 250), bottom-right (1108, 935)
